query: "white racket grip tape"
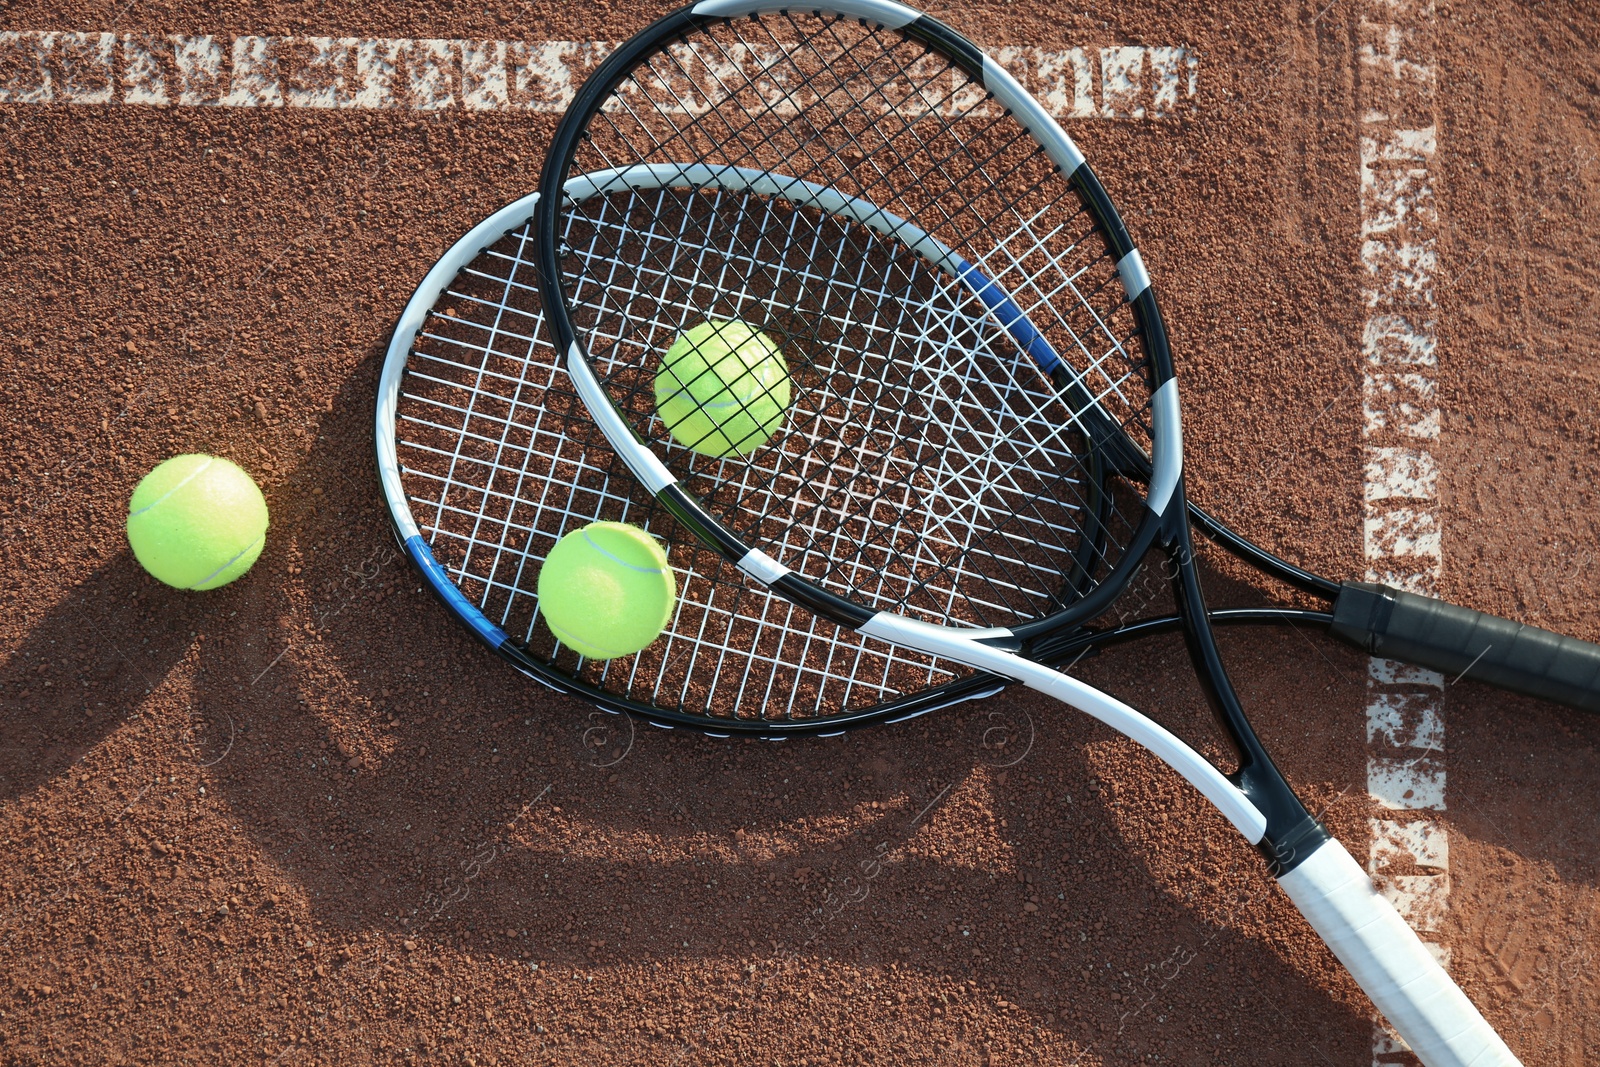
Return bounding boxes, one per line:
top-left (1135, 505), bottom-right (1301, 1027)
top-left (1277, 839), bottom-right (1521, 1067)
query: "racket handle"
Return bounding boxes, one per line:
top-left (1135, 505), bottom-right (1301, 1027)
top-left (1330, 582), bottom-right (1600, 713)
top-left (1277, 839), bottom-right (1521, 1067)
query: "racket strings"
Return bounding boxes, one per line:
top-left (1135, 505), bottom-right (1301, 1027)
top-left (558, 13), bottom-right (1155, 628)
top-left (563, 188), bottom-right (1133, 626)
top-left (748, 232), bottom-right (1082, 615)
top-left (394, 220), bottom-right (980, 723)
top-left (564, 187), bottom-right (1132, 619)
top-left (566, 206), bottom-right (1126, 627)
top-left (595, 22), bottom-right (1148, 443)
top-left (620, 16), bottom-right (1054, 292)
top-left (588, 14), bottom-right (1151, 430)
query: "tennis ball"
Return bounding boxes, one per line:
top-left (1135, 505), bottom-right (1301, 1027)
top-left (537, 521), bottom-right (675, 660)
top-left (654, 318), bottom-right (791, 457)
top-left (126, 454), bottom-right (269, 590)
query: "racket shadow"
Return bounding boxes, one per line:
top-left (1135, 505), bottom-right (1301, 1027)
top-left (21, 368), bottom-right (1556, 1057)
top-left (3, 362), bottom-right (1582, 1061)
top-left (152, 354), bottom-right (1378, 1055)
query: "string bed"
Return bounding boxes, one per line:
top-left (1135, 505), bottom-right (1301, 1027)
top-left (393, 217), bottom-right (988, 725)
top-left (553, 12), bottom-right (1156, 629)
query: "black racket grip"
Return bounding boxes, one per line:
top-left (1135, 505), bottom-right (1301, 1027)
top-left (1330, 582), bottom-right (1600, 713)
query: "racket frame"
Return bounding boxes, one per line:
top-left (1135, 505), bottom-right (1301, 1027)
top-left (531, 8), bottom-right (1273, 843)
top-left (377, 187), bottom-right (1045, 735)
top-left (530, 6), bottom-right (1524, 1062)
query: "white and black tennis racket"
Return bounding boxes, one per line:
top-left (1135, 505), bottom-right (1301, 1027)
top-left (521, 2), bottom-right (1528, 1062)
top-left (376, 189), bottom-right (1599, 734)
top-left (378, 185), bottom-right (1027, 732)
top-left (376, 185), bottom-right (1427, 738)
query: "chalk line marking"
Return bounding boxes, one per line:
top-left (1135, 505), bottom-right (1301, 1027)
top-left (1356, 0), bottom-right (1448, 1062)
top-left (0, 31), bottom-right (1197, 119)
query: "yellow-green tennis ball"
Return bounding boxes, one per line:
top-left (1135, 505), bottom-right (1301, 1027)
top-left (654, 319), bottom-right (790, 457)
top-left (537, 521), bottom-right (675, 660)
top-left (126, 454), bottom-right (269, 591)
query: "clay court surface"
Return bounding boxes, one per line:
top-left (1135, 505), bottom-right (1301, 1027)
top-left (1, 0), bottom-right (1597, 1063)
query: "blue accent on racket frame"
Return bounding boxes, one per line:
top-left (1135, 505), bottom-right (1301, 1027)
top-left (404, 534), bottom-right (510, 647)
top-left (955, 257), bottom-right (1062, 372)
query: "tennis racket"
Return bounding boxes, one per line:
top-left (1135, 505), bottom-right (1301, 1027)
top-left (378, 184), bottom-right (1013, 733)
top-left (376, 184), bottom-right (1336, 735)
top-left (526, 2), bottom-right (1525, 1063)
top-left (376, 190), bottom-right (1598, 734)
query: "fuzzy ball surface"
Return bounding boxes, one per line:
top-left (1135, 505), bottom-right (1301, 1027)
top-left (537, 521), bottom-right (675, 660)
top-left (126, 454), bottom-right (269, 590)
top-left (654, 319), bottom-right (791, 457)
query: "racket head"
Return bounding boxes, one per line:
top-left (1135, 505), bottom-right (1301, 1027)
top-left (534, 1), bottom-right (1183, 644)
top-left (375, 190), bottom-right (1021, 737)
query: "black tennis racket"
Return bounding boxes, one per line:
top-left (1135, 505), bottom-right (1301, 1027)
top-left (526, 2), bottom-right (1527, 1063)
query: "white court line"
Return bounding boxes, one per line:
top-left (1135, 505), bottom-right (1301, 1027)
top-left (0, 31), bottom-right (1196, 118)
top-left (1355, 1), bottom-right (1448, 1062)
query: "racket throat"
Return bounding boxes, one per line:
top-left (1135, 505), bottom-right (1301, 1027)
top-left (1231, 764), bottom-right (1331, 876)
top-left (1161, 488), bottom-right (1331, 874)
top-left (1182, 632), bottom-right (1330, 873)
